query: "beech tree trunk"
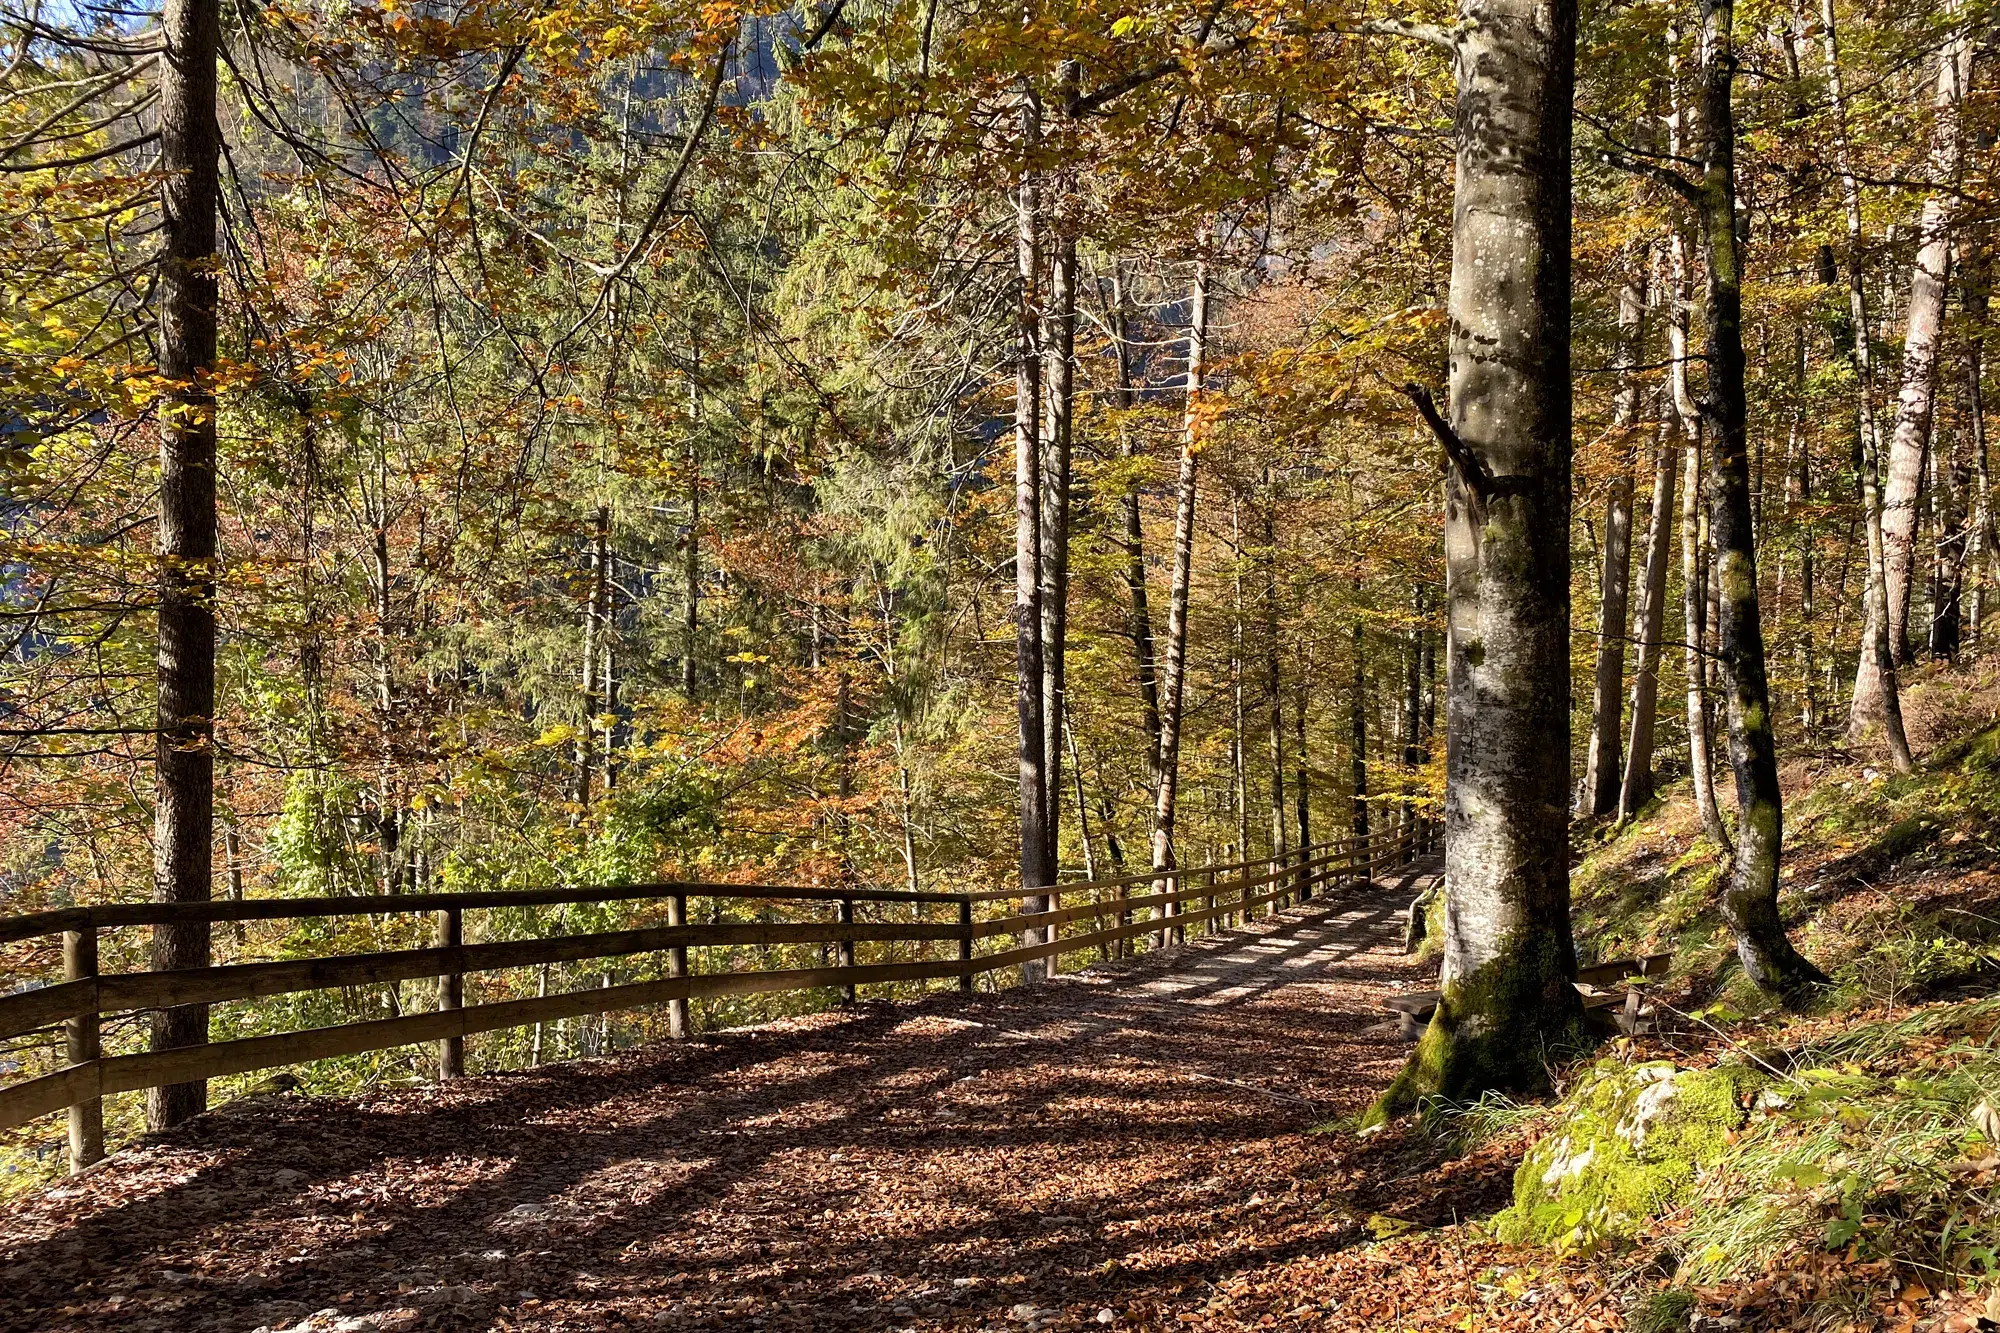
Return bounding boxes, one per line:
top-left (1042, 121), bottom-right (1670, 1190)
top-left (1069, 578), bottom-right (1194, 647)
top-left (1013, 85), bottom-right (1054, 978)
top-left (1620, 413), bottom-right (1677, 819)
top-left (1694, 0), bottom-right (1825, 994)
top-left (1584, 258), bottom-right (1646, 816)
top-left (1881, 25), bottom-right (1972, 664)
top-left (1374, 0), bottom-right (1584, 1116)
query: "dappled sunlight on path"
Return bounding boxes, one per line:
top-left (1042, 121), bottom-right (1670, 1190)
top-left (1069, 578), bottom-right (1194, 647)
top-left (0, 863), bottom-right (1573, 1333)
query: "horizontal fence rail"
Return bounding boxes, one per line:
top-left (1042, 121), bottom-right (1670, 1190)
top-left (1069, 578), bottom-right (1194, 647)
top-left (0, 825), bottom-right (1422, 1168)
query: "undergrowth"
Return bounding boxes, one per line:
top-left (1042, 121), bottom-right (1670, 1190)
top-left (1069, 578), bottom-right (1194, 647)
top-left (1534, 668), bottom-right (2000, 1325)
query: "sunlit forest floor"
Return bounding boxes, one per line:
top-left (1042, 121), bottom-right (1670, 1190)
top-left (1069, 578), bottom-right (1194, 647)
top-left (0, 857), bottom-right (1626, 1333)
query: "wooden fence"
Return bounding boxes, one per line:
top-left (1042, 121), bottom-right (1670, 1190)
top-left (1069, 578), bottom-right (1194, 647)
top-left (0, 825), bottom-right (1420, 1171)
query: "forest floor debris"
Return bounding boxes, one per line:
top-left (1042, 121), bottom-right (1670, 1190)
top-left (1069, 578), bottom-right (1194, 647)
top-left (0, 859), bottom-right (1626, 1332)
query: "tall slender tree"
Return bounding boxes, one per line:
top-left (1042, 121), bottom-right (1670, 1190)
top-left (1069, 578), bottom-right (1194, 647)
top-left (149, 0), bottom-right (223, 1131)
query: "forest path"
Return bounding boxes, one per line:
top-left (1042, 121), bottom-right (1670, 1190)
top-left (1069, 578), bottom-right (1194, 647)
top-left (0, 860), bottom-right (1472, 1333)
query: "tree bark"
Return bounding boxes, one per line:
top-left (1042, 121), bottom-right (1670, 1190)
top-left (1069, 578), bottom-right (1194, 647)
top-left (1039, 71), bottom-right (1077, 852)
top-left (1881, 24), bottom-right (1972, 664)
top-left (574, 504), bottom-right (608, 808)
top-left (1672, 230), bottom-right (1733, 853)
top-left (1110, 265), bottom-right (1163, 777)
top-left (1149, 255), bottom-right (1208, 889)
top-left (149, 0), bottom-right (222, 1132)
top-left (1014, 81), bottom-right (1053, 980)
top-left (1294, 671), bottom-right (1311, 892)
top-left (1694, 0), bottom-right (1826, 994)
top-left (1374, 0), bottom-right (1584, 1116)
top-left (1821, 0), bottom-right (1916, 767)
top-left (1620, 410), bottom-right (1678, 819)
top-left (1584, 256), bottom-right (1647, 816)
top-left (1349, 620), bottom-right (1368, 843)
top-left (1967, 249), bottom-right (1995, 647)
top-left (1262, 473), bottom-right (1288, 882)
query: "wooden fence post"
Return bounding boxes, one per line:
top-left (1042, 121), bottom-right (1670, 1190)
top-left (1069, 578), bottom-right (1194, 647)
top-left (1046, 887), bottom-right (1060, 977)
top-left (839, 896), bottom-right (857, 1005)
top-left (1203, 855), bottom-right (1216, 932)
top-left (63, 928), bottom-right (102, 1173)
top-left (668, 891), bottom-right (690, 1038)
top-left (958, 897), bottom-right (973, 992)
top-left (435, 908), bottom-right (463, 1079)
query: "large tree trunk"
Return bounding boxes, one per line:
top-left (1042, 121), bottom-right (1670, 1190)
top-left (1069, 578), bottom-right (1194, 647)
top-left (1881, 25), bottom-right (1973, 664)
top-left (1619, 413), bottom-right (1678, 819)
top-left (1013, 84), bottom-right (1054, 979)
top-left (149, 0), bottom-right (222, 1132)
top-left (1821, 0), bottom-right (1915, 767)
top-left (1694, 0), bottom-right (1825, 994)
top-left (1584, 257), bottom-right (1647, 816)
top-left (1149, 257), bottom-right (1208, 887)
top-left (1374, 0), bottom-right (1584, 1118)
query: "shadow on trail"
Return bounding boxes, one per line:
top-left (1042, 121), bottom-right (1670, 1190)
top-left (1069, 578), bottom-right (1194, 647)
top-left (0, 861), bottom-right (1447, 1332)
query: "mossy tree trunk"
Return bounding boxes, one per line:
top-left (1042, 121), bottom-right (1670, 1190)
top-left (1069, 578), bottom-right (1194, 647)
top-left (1373, 0), bottom-right (1586, 1121)
top-left (1693, 0), bottom-right (1827, 995)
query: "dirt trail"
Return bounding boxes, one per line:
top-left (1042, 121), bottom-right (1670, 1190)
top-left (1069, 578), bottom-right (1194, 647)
top-left (0, 862), bottom-right (1552, 1333)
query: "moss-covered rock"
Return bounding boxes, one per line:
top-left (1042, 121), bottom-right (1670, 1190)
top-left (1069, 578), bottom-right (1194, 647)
top-left (1493, 1059), bottom-right (1762, 1251)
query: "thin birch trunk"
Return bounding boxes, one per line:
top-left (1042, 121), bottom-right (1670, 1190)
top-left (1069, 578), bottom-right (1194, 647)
top-left (1881, 19), bottom-right (1972, 663)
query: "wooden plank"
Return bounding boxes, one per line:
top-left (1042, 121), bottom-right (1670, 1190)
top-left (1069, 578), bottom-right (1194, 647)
top-left (34, 879), bottom-right (964, 939)
top-left (958, 837), bottom-right (1367, 903)
top-left (83, 919), bottom-right (964, 1016)
top-left (0, 954), bottom-right (972, 1130)
top-left (0, 907), bottom-right (92, 947)
top-left (0, 1063), bottom-right (101, 1131)
top-left (1576, 952), bottom-right (1672, 985)
top-left (0, 978), bottom-right (98, 1043)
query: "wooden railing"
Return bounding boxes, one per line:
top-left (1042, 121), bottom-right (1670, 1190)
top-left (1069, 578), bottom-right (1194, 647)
top-left (0, 825), bottom-right (1420, 1169)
